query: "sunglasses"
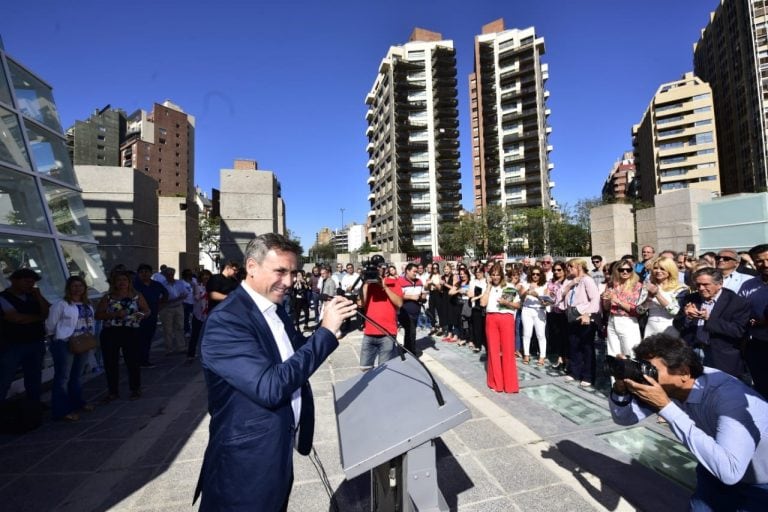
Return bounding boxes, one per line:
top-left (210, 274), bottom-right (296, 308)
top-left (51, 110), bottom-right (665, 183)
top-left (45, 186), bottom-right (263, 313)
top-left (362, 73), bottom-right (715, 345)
top-left (531, 272), bottom-right (541, 276)
top-left (618, 268), bottom-right (633, 273)
top-left (715, 256), bottom-right (736, 262)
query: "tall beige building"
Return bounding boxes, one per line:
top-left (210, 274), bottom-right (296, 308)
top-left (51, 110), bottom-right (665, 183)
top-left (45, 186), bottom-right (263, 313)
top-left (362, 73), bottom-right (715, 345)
top-left (632, 72), bottom-right (721, 203)
top-left (694, 0), bottom-right (768, 194)
top-left (365, 28), bottom-right (462, 256)
top-left (469, 20), bottom-right (554, 215)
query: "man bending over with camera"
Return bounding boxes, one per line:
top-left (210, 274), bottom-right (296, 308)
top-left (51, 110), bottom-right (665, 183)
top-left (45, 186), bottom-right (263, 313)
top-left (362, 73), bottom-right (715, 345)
top-left (609, 333), bottom-right (768, 510)
top-left (359, 260), bottom-right (403, 371)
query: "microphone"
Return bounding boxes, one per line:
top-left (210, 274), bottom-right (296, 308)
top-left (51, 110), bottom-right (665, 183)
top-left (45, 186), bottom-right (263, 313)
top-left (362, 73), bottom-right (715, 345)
top-left (354, 308), bottom-right (445, 407)
top-left (320, 291), bottom-right (445, 406)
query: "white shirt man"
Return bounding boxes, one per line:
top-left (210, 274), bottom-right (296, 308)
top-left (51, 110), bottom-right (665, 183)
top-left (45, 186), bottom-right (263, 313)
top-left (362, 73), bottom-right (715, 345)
top-left (717, 249), bottom-right (751, 292)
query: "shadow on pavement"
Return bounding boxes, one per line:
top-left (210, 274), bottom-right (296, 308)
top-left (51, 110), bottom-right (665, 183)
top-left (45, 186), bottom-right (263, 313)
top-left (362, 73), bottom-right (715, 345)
top-left (0, 355), bottom-right (208, 512)
top-left (542, 440), bottom-right (689, 511)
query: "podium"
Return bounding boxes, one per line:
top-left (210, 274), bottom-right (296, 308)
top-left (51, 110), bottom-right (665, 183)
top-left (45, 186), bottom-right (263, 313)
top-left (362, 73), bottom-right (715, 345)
top-left (333, 354), bottom-right (471, 511)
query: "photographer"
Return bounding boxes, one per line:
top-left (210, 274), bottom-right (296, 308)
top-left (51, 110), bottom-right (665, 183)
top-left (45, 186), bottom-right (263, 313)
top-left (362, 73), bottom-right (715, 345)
top-left (609, 334), bottom-right (768, 510)
top-left (359, 263), bottom-right (403, 371)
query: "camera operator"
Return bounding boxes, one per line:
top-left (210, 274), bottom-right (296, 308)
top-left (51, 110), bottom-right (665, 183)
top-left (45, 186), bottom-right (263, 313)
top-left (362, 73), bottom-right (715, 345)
top-left (358, 263), bottom-right (403, 371)
top-left (609, 333), bottom-right (768, 510)
top-left (398, 263), bottom-right (426, 356)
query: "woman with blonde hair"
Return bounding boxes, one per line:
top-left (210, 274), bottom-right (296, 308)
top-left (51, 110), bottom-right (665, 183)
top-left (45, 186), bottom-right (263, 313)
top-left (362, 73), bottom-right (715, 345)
top-left (638, 256), bottom-right (688, 337)
top-left (479, 263), bottom-right (520, 393)
top-left (601, 258), bottom-right (643, 358)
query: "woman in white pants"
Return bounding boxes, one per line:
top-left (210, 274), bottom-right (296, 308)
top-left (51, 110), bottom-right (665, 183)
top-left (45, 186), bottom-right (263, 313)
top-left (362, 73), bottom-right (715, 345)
top-left (601, 259), bottom-right (642, 357)
top-left (520, 266), bottom-right (548, 366)
top-left (639, 256), bottom-right (688, 337)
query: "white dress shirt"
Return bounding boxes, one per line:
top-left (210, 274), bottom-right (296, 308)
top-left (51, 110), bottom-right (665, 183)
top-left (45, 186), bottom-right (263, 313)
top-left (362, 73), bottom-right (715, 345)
top-left (240, 282), bottom-right (301, 427)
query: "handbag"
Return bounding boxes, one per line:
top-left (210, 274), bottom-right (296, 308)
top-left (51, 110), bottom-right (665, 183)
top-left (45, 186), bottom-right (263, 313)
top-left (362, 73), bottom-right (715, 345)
top-left (68, 309), bottom-right (97, 354)
top-left (69, 332), bottom-right (98, 354)
top-left (566, 306), bottom-right (582, 323)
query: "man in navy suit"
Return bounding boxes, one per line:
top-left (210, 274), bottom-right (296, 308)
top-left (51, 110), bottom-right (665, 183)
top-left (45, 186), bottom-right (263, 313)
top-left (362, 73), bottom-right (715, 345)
top-left (674, 267), bottom-right (750, 379)
top-left (194, 233), bottom-right (357, 511)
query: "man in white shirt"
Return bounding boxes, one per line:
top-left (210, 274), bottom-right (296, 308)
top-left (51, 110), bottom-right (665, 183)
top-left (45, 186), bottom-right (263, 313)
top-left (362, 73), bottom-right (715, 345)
top-left (717, 248), bottom-right (751, 292)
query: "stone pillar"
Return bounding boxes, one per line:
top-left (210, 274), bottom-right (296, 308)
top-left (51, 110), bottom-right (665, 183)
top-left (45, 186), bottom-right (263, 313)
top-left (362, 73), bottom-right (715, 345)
top-left (635, 207), bottom-right (657, 254)
top-left (590, 203), bottom-right (635, 262)
top-left (654, 188), bottom-right (712, 254)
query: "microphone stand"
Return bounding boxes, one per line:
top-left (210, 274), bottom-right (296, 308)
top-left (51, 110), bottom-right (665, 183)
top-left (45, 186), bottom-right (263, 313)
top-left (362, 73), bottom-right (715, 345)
top-left (355, 308), bottom-right (445, 407)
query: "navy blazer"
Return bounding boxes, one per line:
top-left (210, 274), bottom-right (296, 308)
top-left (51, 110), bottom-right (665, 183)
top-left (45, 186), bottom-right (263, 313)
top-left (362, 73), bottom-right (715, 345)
top-left (194, 285), bottom-right (338, 511)
top-left (673, 288), bottom-right (750, 377)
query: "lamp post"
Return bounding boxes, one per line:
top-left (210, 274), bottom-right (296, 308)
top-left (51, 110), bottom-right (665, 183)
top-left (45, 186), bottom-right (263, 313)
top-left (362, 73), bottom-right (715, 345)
top-left (340, 208), bottom-right (345, 230)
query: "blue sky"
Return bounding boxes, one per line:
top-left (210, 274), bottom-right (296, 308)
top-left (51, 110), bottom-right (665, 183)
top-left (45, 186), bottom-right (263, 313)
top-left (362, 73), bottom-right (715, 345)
top-left (2, 0), bottom-right (717, 252)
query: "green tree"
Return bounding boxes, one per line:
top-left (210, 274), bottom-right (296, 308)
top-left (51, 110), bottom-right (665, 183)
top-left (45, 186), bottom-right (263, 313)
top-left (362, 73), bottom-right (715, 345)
top-left (199, 215), bottom-right (221, 264)
top-left (357, 240), bottom-right (379, 254)
top-left (309, 243), bottom-right (336, 263)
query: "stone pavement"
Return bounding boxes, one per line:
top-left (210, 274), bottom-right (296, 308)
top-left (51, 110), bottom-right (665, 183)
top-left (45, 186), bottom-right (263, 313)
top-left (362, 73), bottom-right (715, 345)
top-left (0, 326), bottom-right (693, 511)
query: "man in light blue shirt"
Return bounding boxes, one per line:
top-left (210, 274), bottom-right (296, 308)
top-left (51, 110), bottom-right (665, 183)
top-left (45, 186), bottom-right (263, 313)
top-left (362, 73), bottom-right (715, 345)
top-left (609, 334), bottom-right (768, 511)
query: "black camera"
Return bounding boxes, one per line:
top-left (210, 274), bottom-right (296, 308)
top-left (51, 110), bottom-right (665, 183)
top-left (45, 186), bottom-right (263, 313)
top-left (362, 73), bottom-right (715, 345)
top-left (604, 356), bottom-right (658, 384)
top-left (362, 255), bottom-right (386, 284)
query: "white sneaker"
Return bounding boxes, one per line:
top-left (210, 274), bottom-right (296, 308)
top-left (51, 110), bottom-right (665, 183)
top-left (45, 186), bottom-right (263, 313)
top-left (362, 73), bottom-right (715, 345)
top-left (564, 376), bottom-right (575, 382)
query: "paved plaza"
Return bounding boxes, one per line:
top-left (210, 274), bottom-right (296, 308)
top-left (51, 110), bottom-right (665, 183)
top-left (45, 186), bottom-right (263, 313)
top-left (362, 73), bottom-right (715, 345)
top-left (0, 326), bottom-right (694, 511)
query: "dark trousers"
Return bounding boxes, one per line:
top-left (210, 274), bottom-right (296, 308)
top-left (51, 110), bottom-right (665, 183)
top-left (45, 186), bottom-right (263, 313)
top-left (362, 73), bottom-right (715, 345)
top-left (0, 341), bottom-right (44, 403)
top-left (547, 311), bottom-right (569, 360)
top-left (188, 316), bottom-right (204, 358)
top-left (137, 317), bottom-right (158, 365)
top-left (470, 309), bottom-right (486, 350)
top-left (745, 340), bottom-right (768, 399)
top-left (399, 311), bottom-right (417, 354)
top-left (690, 463), bottom-right (768, 511)
top-left (428, 291), bottom-right (441, 329)
top-left (101, 327), bottom-right (141, 395)
top-left (183, 303), bottom-right (193, 334)
top-left (310, 291), bottom-right (320, 322)
top-left (567, 320), bottom-right (596, 383)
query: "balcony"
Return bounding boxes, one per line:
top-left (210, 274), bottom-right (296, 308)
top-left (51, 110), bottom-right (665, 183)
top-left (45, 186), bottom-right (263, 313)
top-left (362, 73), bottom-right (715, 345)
top-left (505, 175), bottom-right (525, 185)
top-left (411, 182), bottom-right (431, 191)
top-left (367, 159), bottom-right (375, 169)
top-left (367, 193), bottom-right (375, 201)
top-left (366, 142), bottom-right (374, 153)
top-left (365, 92), bottom-right (375, 105)
top-left (368, 210), bottom-right (376, 217)
top-left (367, 176), bottom-right (375, 185)
top-left (366, 126), bottom-right (374, 137)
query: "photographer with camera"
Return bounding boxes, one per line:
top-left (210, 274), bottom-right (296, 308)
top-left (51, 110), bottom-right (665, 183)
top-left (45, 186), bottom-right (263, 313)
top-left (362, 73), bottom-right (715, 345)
top-left (609, 333), bottom-right (768, 510)
top-left (358, 257), bottom-right (404, 371)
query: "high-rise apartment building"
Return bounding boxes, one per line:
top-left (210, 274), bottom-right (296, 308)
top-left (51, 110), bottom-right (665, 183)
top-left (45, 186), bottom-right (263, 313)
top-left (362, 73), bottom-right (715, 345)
top-left (365, 28), bottom-right (462, 256)
top-left (0, 38), bottom-right (108, 298)
top-left (601, 151), bottom-right (636, 202)
top-left (120, 100), bottom-right (195, 198)
top-left (469, 20), bottom-right (554, 215)
top-left (66, 106), bottom-right (126, 167)
top-left (694, 0), bottom-right (768, 194)
top-left (632, 73), bottom-right (721, 203)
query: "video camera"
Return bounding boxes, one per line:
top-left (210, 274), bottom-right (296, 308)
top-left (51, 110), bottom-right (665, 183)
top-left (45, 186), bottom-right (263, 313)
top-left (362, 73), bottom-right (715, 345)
top-left (361, 254), bottom-right (386, 284)
top-left (604, 356), bottom-right (658, 384)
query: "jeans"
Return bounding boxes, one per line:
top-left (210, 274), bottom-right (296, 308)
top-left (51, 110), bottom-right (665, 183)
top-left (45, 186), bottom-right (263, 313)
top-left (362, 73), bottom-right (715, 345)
top-left (49, 339), bottom-right (85, 418)
top-left (0, 341), bottom-right (45, 402)
top-left (359, 334), bottom-right (396, 369)
top-left (183, 303), bottom-right (193, 334)
top-left (310, 291), bottom-right (320, 322)
top-left (690, 463), bottom-right (768, 511)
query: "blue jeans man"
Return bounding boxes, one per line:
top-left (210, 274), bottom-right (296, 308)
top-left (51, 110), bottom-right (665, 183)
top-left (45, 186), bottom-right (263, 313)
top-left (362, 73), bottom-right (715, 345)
top-left (0, 341), bottom-right (45, 403)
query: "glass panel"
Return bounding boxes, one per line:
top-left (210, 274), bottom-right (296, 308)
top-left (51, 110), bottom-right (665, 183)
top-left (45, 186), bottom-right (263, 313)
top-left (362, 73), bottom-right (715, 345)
top-left (519, 383), bottom-right (611, 424)
top-left (599, 427), bottom-right (697, 490)
top-left (59, 241), bottom-right (108, 295)
top-left (26, 123), bottom-right (76, 183)
top-left (0, 234), bottom-right (64, 300)
top-left (0, 60), bottom-right (12, 106)
top-left (41, 180), bottom-right (92, 237)
top-left (0, 166), bottom-right (48, 232)
top-left (7, 60), bottom-right (62, 133)
top-left (0, 105), bottom-right (31, 169)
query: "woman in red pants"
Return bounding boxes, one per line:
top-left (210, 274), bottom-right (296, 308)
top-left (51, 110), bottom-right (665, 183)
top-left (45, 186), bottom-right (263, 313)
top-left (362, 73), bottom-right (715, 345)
top-left (480, 263), bottom-right (520, 393)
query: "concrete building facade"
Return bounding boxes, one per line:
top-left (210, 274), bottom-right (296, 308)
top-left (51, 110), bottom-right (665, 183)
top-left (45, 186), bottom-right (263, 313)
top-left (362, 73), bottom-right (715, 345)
top-left (469, 19), bottom-right (554, 215)
top-left (347, 223), bottom-right (366, 253)
top-left (632, 73), bottom-right (721, 203)
top-left (694, 0), bottom-right (768, 194)
top-left (0, 39), bottom-right (108, 300)
top-left (218, 159), bottom-right (286, 263)
top-left (66, 106), bottom-right (126, 167)
top-left (365, 28), bottom-right (462, 256)
top-left (75, 165), bottom-right (159, 272)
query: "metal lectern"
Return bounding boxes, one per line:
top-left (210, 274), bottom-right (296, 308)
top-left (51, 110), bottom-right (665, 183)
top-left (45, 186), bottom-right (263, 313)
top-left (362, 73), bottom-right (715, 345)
top-left (333, 354), bottom-right (471, 511)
